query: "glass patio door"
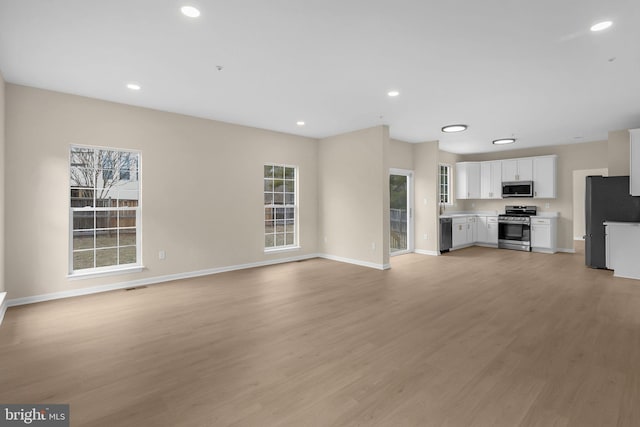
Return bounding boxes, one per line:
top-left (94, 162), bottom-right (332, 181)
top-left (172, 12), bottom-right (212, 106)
top-left (390, 169), bottom-right (413, 255)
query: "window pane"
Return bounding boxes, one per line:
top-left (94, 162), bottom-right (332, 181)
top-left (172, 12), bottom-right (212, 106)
top-left (73, 211), bottom-right (94, 230)
top-left (73, 250), bottom-right (94, 270)
top-left (285, 180), bottom-right (295, 192)
top-left (118, 189), bottom-right (139, 206)
top-left (273, 179), bottom-right (284, 192)
top-left (96, 230), bottom-right (118, 248)
top-left (265, 220), bottom-right (274, 234)
top-left (276, 220), bottom-right (285, 233)
top-left (264, 165), bottom-right (274, 179)
top-left (276, 234), bottom-right (285, 246)
top-left (285, 207), bottom-right (294, 219)
top-left (285, 193), bottom-right (295, 204)
top-left (264, 208), bottom-right (274, 221)
top-left (96, 248), bottom-right (118, 267)
top-left (71, 188), bottom-right (94, 207)
top-left (275, 208), bottom-right (285, 219)
top-left (265, 234), bottom-right (274, 247)
top-left (285, 167), bottom-right (295, 179)
top-left (286, 222), bottom-right (295, 233)
top-left (274, 166), bottom-right (284, 179)
top-left (70, 167), bottom-right (94, 188)
top-left (119, 210), bottom-right (137, 227)
top-left (96, 211), bottom-right (117, 229)
top-left (119, 229), bottom-right (136, 246)
top-left (286, 233), bottom-right (294, 245)
top-left (264, 180), bottom-right (273, 192)
top-left (119, 246), bottom-right (136, 265)
top-left (274, 193), bottom-right (284, 204)
top-left (264, 192), bottom-right (273, 204)
top-left (96, 195), bottom-right (116, 208)
top-left (73, 231), bottom-right (94, 250)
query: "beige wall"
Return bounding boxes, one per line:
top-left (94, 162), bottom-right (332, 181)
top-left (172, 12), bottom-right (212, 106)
top-left (0, 72), bottom-right (5, 293)
top-left (573, 168), bottom-right (608, 240)
top-left (318, 126), bottom-right (390, 268)
top-left (389, 139), bottom-right (414, 170)
top-left (5, 84), bottom-right (319, 299)
top-left (458, 140), bottom-right (609, 251)
top-left (413, 141), bottom-right (440, 254)
top-left (608, 130), bottom-right (630, 176)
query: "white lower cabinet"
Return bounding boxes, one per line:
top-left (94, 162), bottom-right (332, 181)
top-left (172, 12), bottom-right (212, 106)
top-left (476, 216), bottom-right (498, 245)
top-left (476, 216), bottom-right (498, 246)
top-left (531, 217), bottom-right (557, 253)
top-left (452, 217), bottom-right (469, 248)
top-left (452, 216), bottom-right (495, 249)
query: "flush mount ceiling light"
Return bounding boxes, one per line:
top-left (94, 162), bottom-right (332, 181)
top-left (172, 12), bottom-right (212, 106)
top-left (181, 5), bottom-right (201, 18)
top-left (492, 138), bottom-right (516, 145)
top-left (441, 124), bottom-right (467, 133)
top-left (296, 121), bottom-right (305, 126)
top-left (126, 83), bottom-right (141, 91)
top-left (387, 90), bottom-right (400, 97)
top-left (590, 20), bottom-right (612, 32)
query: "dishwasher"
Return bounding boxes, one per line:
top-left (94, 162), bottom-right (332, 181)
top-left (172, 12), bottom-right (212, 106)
top-left (439, 217), bottom-right (452, 253)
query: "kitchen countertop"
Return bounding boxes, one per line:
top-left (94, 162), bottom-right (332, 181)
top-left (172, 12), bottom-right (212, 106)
top-left (440, 211), bottom-right (559, 218)
top-left (604, 221), bottom-right (640, 226)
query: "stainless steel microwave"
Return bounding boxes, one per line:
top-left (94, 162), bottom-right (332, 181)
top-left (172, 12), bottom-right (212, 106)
top-left (502, 181), bottom-right (533, 198)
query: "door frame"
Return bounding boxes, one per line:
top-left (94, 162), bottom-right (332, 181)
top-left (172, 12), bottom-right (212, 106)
top-left (389, 168), bottom-right (414, 256)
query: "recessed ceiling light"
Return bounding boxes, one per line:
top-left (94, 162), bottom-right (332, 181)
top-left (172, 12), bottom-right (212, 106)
top-left (126, 83), bottom-right (141, 91)
top-left (181, 5), bottom-right (201, 18)
top-left (590, 21), bottom-right (612, 32)
top-left (441, 124), bottom-right (467, 133)
top-left (387, 90), bottom-right (400, 97)
top-left (296, 121), bottom-right (305, 126)
top-left (493, 138), bottom-right (516, 145)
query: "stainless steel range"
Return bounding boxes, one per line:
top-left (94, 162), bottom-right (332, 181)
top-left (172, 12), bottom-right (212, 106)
top-left (498, 205), bottom-right (537, 251)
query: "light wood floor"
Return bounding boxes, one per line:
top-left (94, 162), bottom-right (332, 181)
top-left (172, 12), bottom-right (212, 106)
top-left (2, 244), bottom-right (640, 426)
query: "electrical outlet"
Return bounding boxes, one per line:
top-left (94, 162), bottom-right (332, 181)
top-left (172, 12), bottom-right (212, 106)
top-left (423, 233), bottom-right (428, 240)
top-left (159, 250), bottom-right (166, 260)
top-left (324, 236), bottom-right (327, 243)
top-left (371, 242), bottom-right (376, 251)
top-left (471, 203), bottom-right (475, 208)
top-left (545, 203), bottom-right (550, 208)
top-left (424, 198), bottom-right (427, 205)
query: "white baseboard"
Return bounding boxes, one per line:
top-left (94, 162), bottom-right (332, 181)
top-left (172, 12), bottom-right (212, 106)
top-left (0, 292), bottom-right (7, 326)
top-left (557, 248), bottom-right (576, 253)
top-left (7, 253), bottom-right (321, 307)
top-left (574, 236), bottom-right (585, 241)
top-left (414, 249), bottom-right (439, 256)
top-left (318, 254), bottom-right (390, 270)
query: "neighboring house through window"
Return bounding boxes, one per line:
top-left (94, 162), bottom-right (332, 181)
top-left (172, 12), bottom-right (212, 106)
top-left (439, 164), bottom-right (452, 204)
top-left (264, 164), bottom-right (297, 250)
top-left (70, 146), bottom-right (141, 275)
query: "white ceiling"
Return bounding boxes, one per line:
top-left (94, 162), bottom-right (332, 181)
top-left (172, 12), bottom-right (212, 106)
top-left (1, 0), bottom-right (639, 154)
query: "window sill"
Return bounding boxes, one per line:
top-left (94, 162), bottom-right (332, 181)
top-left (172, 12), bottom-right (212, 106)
top-left (68, 265), bottom-right (145, 280)
top-left (264, 245), bottom-right (301, 254)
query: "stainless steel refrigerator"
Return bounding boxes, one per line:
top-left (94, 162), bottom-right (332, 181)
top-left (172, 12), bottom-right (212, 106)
top-left (585, 175), bottom-right (640, 268)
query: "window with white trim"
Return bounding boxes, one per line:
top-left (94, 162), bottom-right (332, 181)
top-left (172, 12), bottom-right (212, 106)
top-left (439, 164), bottom-right (452, 204)
top-left (264, 164), bottom-right (297, 250)
top-left (70, 146), bottom-right (141, 274)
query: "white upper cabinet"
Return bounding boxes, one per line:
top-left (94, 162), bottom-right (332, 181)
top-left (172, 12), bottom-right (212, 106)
top-left (502, 158), bottom-right (533, 182)
top-left (480, 161), bottom-right (502, 199)
top-left (631, 129), bottom-right (640, 196)
top-left (456, 155), bottom-right (556, 200)
top-left (456, 162), bottom-right (481, 199)
top-left (533, 155), bottom-right (557, 198)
